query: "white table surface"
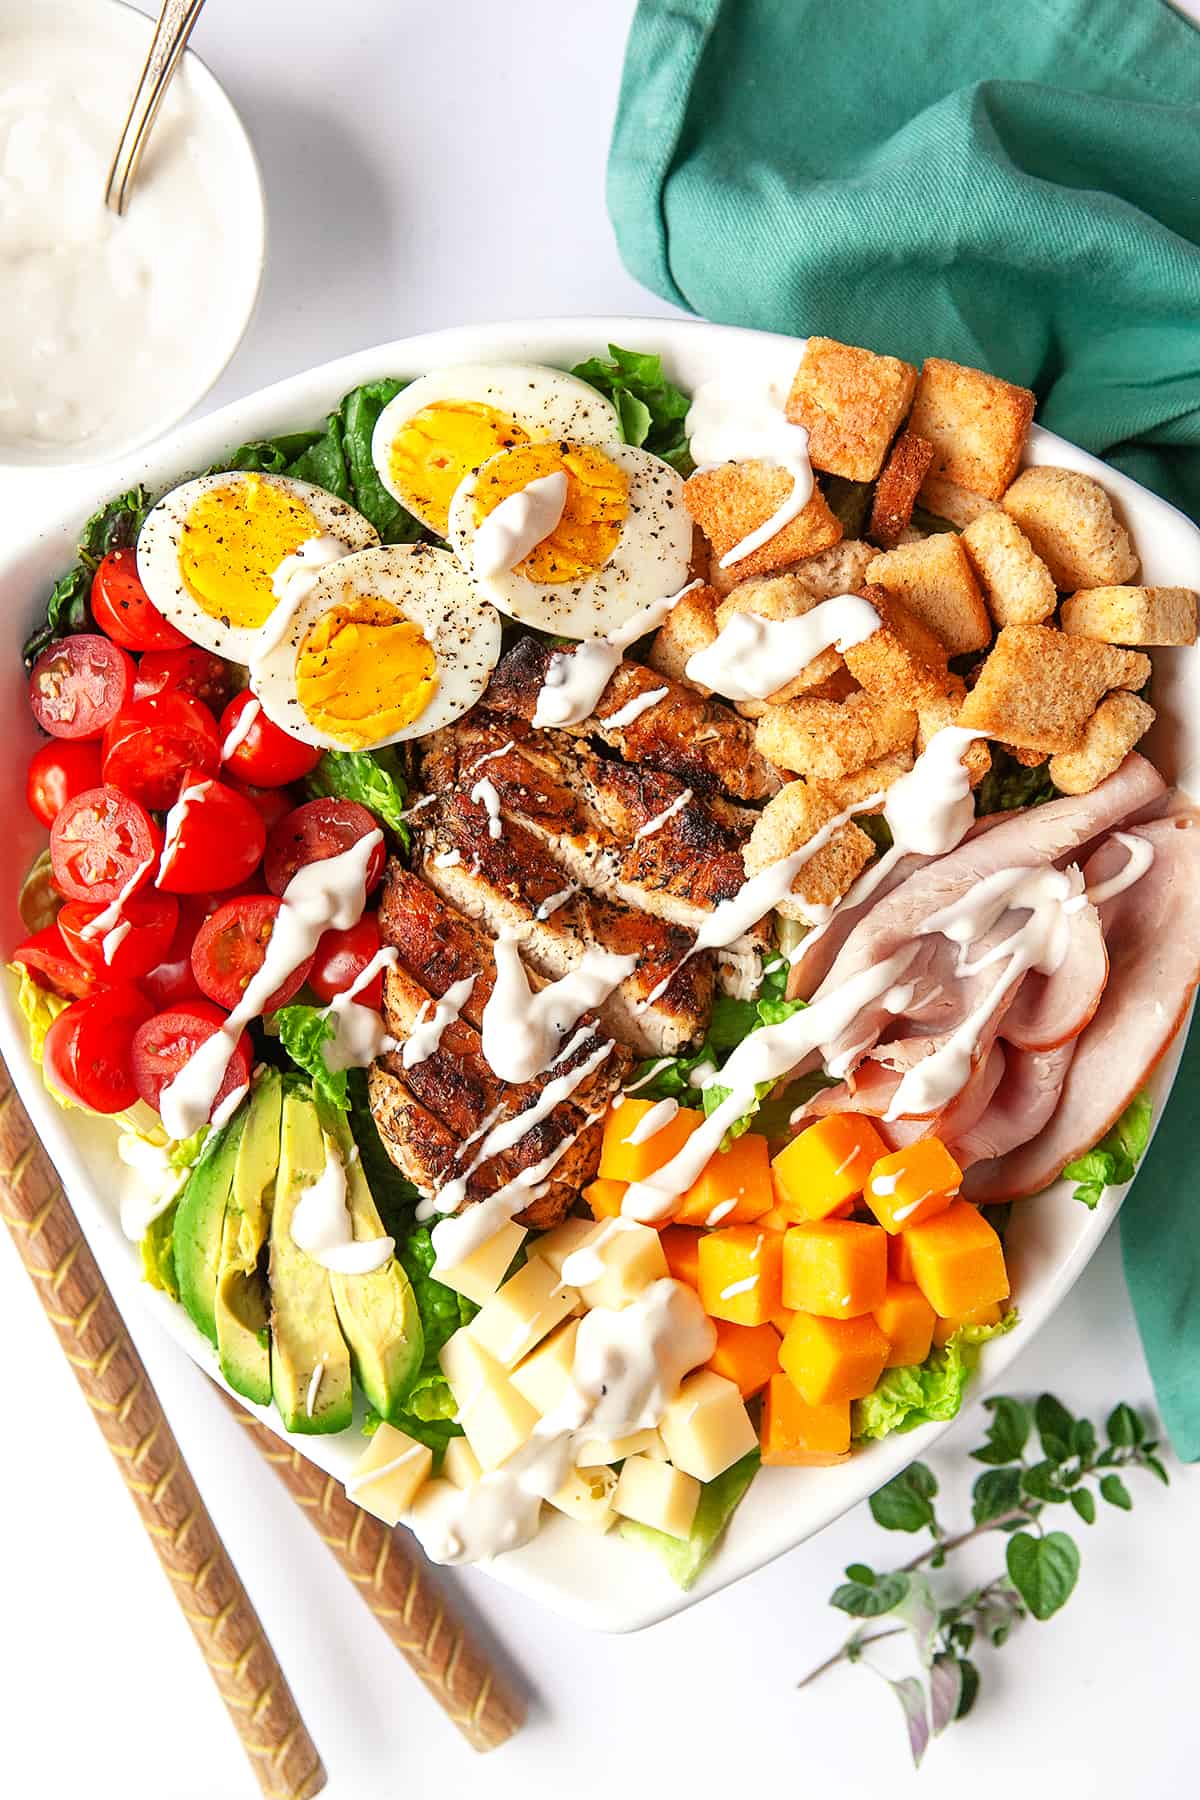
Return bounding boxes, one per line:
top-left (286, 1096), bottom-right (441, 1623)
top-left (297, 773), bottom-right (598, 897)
top-left (2, 3), bottom-right (1198, 1795)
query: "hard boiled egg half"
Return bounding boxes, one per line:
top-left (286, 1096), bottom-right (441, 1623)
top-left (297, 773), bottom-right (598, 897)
top-left (371, 364), bottom-right (621, 536)
top-left (136, 472), bottom-right (379, 662)
top-left (252, 544), bottom-right (502, 749)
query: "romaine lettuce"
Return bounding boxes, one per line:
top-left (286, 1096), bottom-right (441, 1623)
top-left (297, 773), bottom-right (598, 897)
top-left (853, 1312), bottom-right (1018, 1441)
top-left (8, 963), bottom-right (70, 1072)
top-left (271, 1004), bottom-right (349, 1112)
top-left (1062, 1092), bottom-right (1152, 1208)
top-left (569, 345), bottom-right (692, 472)
top-left (304, 745), bottom-right (411, 850)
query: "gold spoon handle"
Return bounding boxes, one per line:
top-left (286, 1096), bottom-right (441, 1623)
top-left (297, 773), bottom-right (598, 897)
top-left (104, 0), bottom-right (208, 215)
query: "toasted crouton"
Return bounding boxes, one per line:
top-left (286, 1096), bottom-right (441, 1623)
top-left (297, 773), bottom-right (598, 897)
top-left (744, 779), bottom-right (875, 921)
top-left (865, 533), bottom-right (991, 655)
top-left (961, 511), bottom-right (1057, 627)
top-left (909, 358), bottom-right (1035, 499)
top-left (869, 433), bottom-right (935, 547)
top-left (823, 751), bottom-right (914, 811)
top-left (684, 461), bottom-right (843, 581)
top-left (841, 583), bottom-right (950, 710)
top-left (1048, 692), bottom-right (1156, 796)
top-left (916, 475), bottom-right (1000, 528)
top-left (788, 538), bottom-right (876, 599)
top-left (647, 584), bottom-right (721, 692)
top-left (736, 668), bottom-right (859, 719)
top-left (1059, 585), bottom-right (1198, 647)
top-left (912, 674), bottom-right (991, 785)
top-left (1002, 467), bottom-right (1138, 590)
top-left (784, 338), bottom-right (918, 483)
top-left (755, 689), bottom-right (917, 780)
top-left (712, 575), bottom-right (843, 702)
top-left (958, 624), bottom-right (1151, 754)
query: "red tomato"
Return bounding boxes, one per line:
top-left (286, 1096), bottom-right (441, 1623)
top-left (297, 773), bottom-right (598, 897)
top-left (29, 635), bottom-right (136, 740)
top-left (225, 777), bottom-right (299, 837)
top-left (309, 914), bottom-right (385, 1009)
top-left (264, 798), bottom-right (385, 897)
top-left (26, 739), bottom-right (104, 828)
top-left (191, 894), bottom-right (313, 1013)
top-left (133, 646), bottom-right (234, 713)
top-left (43, 986), bottom-right (153, 1113)
top-left (140, 892), bottom-right (226, 1008)
top-left (11, 922), bottom-right (101, 1000)
top-left (218, 692), bottom-right (322, 786)
top-left (50, 785), bottom-right (162, 904)
top-left (90, 549), bottom-right (190, 652)
top-left (101, 691), bottom-right (222, 810)
top-left (131, 1000), bottom-right (253, 1120)
top-left (155, 769), bottom-right (267, 894)
top-left (58, 892), bottom-right (179, 983)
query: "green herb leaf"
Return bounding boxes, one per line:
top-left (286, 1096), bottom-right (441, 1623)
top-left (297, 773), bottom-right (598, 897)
top-left (271, 1005), bottom-right (348, 1112)
top-left (1070, 1488), bottom-right (1097, 1525)
top-left (24, 486), bottom-right (153, 665)
top-left (831, 1571), bottom-right (911, 1618)
top-left (1005, 1530), bottom-right (1080, 1621)
top-left (971, 1465), bottom-right (1024, 1527)
top-left (869, 1464), bottom-right (939, 1533)
top-left (887, 1674), bottom-right (931, 1768)
top-left (1034, 1393), bottom-right (1076, 1460)
top-left (304, 744), bottom-right (411, 850)
top-left (971, 1393), bottom-right (1032, 1465)
top-left (569, 344), bottom-right (692, 472)
top-left (844, 1563), bottom-right (876, 1584)
top-left (1062, 1093), bottom-right (1152, 1208)
top-left (1106, 1402), bottom-right (1143, 1448)
top-left (929, 1653), bottom-right (963, 1737)
top-left (1099, 1473), bottom-right (1133, 1511)
top-left (1021, 1460), bottom-right (1069, 1504)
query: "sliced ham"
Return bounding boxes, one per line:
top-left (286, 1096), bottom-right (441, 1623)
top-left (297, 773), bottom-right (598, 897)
top-left (956, 1042), bottom-right (1076, 1172)
top-left (999, 900), bottom-right (1107, 1052)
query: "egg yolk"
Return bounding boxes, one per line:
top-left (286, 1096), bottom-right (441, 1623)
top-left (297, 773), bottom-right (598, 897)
top-left (178, 476), bottom-right (323, 629)
top-left (473, 441), bottom-right (628, 583)
top-left (294, 595), bottom-right (438, 747)
top-left (388, 402), bottom-right (530, 534)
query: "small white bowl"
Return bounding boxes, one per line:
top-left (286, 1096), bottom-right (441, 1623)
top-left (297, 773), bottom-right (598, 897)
top-left (0, 0), bottom-right (265, 469)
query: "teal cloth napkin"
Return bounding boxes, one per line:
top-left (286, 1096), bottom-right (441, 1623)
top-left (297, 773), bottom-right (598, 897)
top-left (609, 0), bottom-right (1200, 1455)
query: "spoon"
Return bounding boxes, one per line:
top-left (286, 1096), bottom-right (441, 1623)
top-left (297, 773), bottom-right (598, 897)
top-left (104, 0), bottom-right (208, 215)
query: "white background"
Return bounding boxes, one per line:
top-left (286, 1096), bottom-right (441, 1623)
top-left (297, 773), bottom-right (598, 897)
top-left (2, 2), bottom-right (1198, 1795)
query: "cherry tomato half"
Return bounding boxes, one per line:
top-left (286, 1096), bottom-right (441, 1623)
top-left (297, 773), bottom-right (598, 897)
top-left (90, 549), bottom-right (190, 652)
top-left (101, 691), bottom-right (222, 810)
top-left (50, 785), bottom-right (162, 904)
top-left (11, 922), bottom-right (101, 1001)
top-left (140, 892), bottom-right (229, 1009)
top-left (309, 914), bottom-right (385, 1010)
top-left (29, 635), bottom-right (136, 741)
top-left (155, 769), bottom-right (267, 895)
top-left (191, 894), bottom-right (313, 1014)
top-left (264, 798), bottom-right (385, 898)
top-left (225, 777), bottom-right (299, 837)
top-left (44, 986), bottom-right (153, 1113)
top-left (58, 892), bottom-right (179, 983)
top-left (133, 646), bottom-right (234, 714)
top-left (26, 739), bottom-right (104, 828)
top-left (219, 692), bottom-right (322, 787)
top-left (131, 1000), bottom-right (253, 1121)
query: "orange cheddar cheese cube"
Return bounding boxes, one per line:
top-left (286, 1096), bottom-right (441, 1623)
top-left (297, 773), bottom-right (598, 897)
top-left (772, 1304), bottom-right (797, 1337)
top-left (932, 1299), bottom-right (1004, 1347)
top-left (598, 1097), bottom-right (705, 1186)
top-left (758, 1202), bottom-right (798, 1231)
top-left (863, 1138), bottom-right (962, 1233)
top-left (771, 1115), bottom-right (888, 1221)
top-left (874, 1279), bottom-right (936, 1368)
top-left (779, 1310), bottom-right (890, 1405)
top-left (674, 1131), bottom-right (773, 1228)
top-left (889, 1231), bottom-right (917, 1284)
top-left (584, 1178), bottom-right (627, 1220)
top-left (706, 1319), bottom-right (781, 1398)
top-left (697, 1225), bottom-right (783, 1325)
top-left (904, 1201), bottom-right (1010, 1317)
top-left (660, 1225), bottom-right (702, 1289)
top-left (760, 1375), bottom-right (851, 1466)
top-left (781, 1218), bottom-right (888, 1318)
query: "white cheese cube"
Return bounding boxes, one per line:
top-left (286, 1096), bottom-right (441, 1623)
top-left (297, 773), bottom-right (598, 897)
top-left (346, 1423), bottom-right (433, 1527)
top-left (576, 1427), bottom-right (659, 1467)
top-left (548, 1464), bottom-right (618, 1531)
top-left (438, 1327), bottom-right (538, 1470)
top-left (405, 1477), bottom-right (469, 1557)
top-left (642, 1430), bottom-right (670, 1461)
top-left (510, 1318), bottom-right (580, 1414)
top-left (658, 1370), bottom-right (759, 1482)
top-left (613, 1456), bottom-right (701, 1540)
top-left (531, 1215), bottom-right (604, 1277)
top-left (469, 1256), bottom-right (580, 1369)
top-left (432, 1220), bottom-right (526, 1305)
top-left (567, 1217), bottom-right (669, 1310)
top-left (441, 1436), bottom-right (482, 1490)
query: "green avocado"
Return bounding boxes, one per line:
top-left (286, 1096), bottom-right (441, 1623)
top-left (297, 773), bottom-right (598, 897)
top-left (269, 1088), bottom-right (353, 1434)
top-left (173, 1108), bottom-right (248, 1346)
top-left (214, 1070), bottom-right (282, 1406)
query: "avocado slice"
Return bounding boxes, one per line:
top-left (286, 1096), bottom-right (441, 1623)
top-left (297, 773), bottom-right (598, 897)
top-left (174, 1108), bottom-right (248, 1346)
top-left (214, 1070), bottom-right (282, 1405)
top-left (323, 1107), bottom-right (423, 1424)
top-left (269, 1088), bottom-right (354, 1434)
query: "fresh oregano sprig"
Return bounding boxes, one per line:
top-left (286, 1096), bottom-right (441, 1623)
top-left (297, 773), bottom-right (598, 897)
top-left (797, 1394), bottom-right (1168, 1767)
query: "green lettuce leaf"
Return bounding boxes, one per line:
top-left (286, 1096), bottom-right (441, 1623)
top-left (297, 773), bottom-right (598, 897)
top-left (24, 486), bottom-right (153, 665)
top-left (853, 1311), bottom-right (1018, 1441)
top-left (975, 746), bottom-right (1057, 816)
top-left (8, 964), bottom-right (70, 1071)
top-left (374, 1225), bottom-right (481, 1460)
top-left (271, 1005), bottom-right (349, 1112)
top-left (618, 1450), bottom-right (760, 1589)
top-left (339, 378), bottom-right (423, 543)
top-left (1062, 1092), bottom-right (1152, 1209)
top-left (569, 345), bottom-right (692, 472)
top-left (304, 745), bottom-right (411, 850)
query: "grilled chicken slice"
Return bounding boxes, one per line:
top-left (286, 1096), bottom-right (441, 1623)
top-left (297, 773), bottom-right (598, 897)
top-left (420, 791), bottom-right (711, 1055)
top-left (484, 634), bottom-right (781, 803)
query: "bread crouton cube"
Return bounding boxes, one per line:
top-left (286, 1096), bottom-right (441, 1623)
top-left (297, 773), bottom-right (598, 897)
top-left (755, 689), bottom-right (917, 780)
top-left (916, 475), bottom-right (1000, 529)
top-left (713, 575), bottom-right (842, 703)
top-left (785, 338), bottom-right (918, 483)
top-left (841, 583), bottom-right (950, 709)
top-left (958, 624), bottom-right (1151, 754)
top-left (912, 674), bottom-right (991, 785)
top-left (909, 358), bottom-right (1035, 499)
top-left (865, 533), bottom-right (991, 654)
top-left (744, 779), bottom-right (875, 920)
top-left (869, 433), bottom-right (935, 547)
top-left (735, 668), bottom-right (859, 720)
top-left (1002, 466), bottom-right (1138, 590)
top-left (1060, 585), bottom-right (1197, 648)
top-left (823, 751), bottom-right (914, 811)
top-left (684, 460), bottom-right (843, 580)
top-left (1048, 692), bottom-right (1156, 796)
top-left (961, 511), bottom-right (1057, 628)
top-left (647, 583), bottom-right (721, 691)
top-left (708, 535), bottom-right (873, 600)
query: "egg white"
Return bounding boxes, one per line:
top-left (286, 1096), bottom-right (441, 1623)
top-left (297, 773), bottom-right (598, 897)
top-left (252, 543), bottom-right (503, 749)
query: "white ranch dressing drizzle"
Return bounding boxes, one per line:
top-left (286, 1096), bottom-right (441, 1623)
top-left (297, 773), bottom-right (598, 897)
top-left (470, 777), bottom-right (504, 839)
top-left (685, 595), bottom-right (880, 702)
top-left (210, 1082), bottom-right (249, 1131)
top-left (78, 855), bottom-right (154, 944)
top-left (634, 788), bottom-right (694, 841)
top-left (305, 1358), bottom-right (326, 1420)
top-left (470, 471), bottom-right (568, 578)
top-left (322, 946), bottom-right (401, 1072)
top-left (220, 696), bottom-right (261, 762)
top-left (433, 849), bottom-right (461, 869)
top-left (531, 579), bottom-right (702, 728)
top-left (347, 1442), bottom-right (429, 1496)
top-left (623, 1058), bottom-right (675, 1095)
top-left (402, 975), bottom-right (477, 1070)
top-left (600, 686), bottom-right (670, 729)
top-left (155, 780), bottom-right (213, 887)
top-left (626, 1097), bottom-right (679, 1144)
top-left (116, 1132), bottom-right (192, 1240)
top-left (1084, 830), bottom-right (1155, 907)
top-left (480, 932), bottom-right (635, 1084)
top-left (244, 534), bottom-right (353, 695)
top-left (535, 884), bottom-right (577, 920)
top-left (686, 379), bottom-right (814, 567)
top-left (290, 1128), bottom-right (394, 1275)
